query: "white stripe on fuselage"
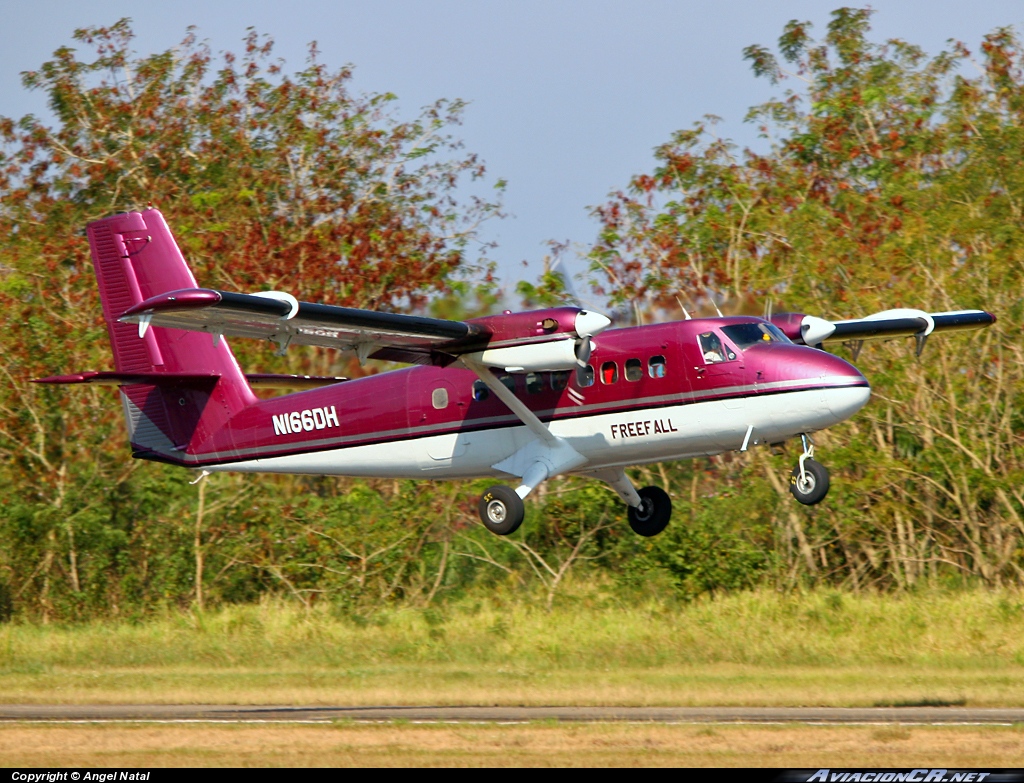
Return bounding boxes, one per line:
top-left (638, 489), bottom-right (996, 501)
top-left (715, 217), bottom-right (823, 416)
top-left (208, 385), bottom-right (870, 479)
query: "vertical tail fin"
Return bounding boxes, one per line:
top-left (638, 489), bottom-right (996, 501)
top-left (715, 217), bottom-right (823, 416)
top-left (88, 209), bottom-right (256, 460)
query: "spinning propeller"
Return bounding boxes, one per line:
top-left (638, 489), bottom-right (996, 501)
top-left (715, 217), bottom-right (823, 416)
top-left (549, 254), bottom-right (611, 366)
top-left (573, 310), bottom-right (610, 366)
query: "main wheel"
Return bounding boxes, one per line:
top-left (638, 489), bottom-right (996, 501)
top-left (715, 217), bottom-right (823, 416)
top-left (790, 459), bottom-right (830, 505)
top-left (478, 485), bottom-right (525, 535)
top-left (628, 486), bottom-right (672, 537)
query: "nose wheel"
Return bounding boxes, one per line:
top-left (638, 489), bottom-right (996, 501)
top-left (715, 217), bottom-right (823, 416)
top-left (789, 435), bottom-right (830, 505)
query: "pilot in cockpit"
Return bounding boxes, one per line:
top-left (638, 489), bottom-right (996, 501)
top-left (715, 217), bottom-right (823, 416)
top-left (699, 331), bottom-right (726, 363)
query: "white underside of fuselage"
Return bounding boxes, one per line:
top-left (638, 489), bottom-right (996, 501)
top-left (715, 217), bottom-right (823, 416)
top-left (208, 385), bottom-right (870, 481)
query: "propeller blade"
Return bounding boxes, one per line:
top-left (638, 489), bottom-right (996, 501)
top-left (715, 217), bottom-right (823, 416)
top-left (575, 336), bottom-right (593, 367)
top-left (550, 253), bottom-right (582, 306)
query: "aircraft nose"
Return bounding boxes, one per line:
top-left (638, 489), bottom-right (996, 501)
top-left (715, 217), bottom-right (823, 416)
top-left (816, 350), bottom-right (868, 381)
top-left (815, 352), bottom-right (871, 421)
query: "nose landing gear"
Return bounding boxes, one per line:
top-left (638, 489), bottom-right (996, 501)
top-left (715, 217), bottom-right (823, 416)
top-left (789, 434), bottom-right (830, 505)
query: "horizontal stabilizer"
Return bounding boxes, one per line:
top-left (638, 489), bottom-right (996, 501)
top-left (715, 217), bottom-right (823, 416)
top-left (34, 371), bottom-right (220, 387)
top-left (34, 371), bottom-right (346, 391)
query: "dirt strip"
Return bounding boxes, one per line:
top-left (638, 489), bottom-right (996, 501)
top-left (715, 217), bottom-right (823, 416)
top-left (2, 705), bottom-right (1024, 723)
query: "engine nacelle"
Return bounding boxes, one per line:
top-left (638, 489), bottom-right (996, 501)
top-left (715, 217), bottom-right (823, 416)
top-left (463, 338), bottom-right (579, 373)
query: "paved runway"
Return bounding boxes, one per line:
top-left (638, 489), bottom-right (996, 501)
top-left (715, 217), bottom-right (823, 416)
top-left (2, 705), bottom-right (1023, 724)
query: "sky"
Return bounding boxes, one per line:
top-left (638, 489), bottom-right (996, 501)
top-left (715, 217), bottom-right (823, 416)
top-left (2, 1), bottom-right (1022, 298)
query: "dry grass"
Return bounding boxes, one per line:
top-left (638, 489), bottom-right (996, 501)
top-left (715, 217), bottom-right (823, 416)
top-left (1, 723), bottom-right (1022, 767)
top-left (0, 664), bottom-right (1019, 707)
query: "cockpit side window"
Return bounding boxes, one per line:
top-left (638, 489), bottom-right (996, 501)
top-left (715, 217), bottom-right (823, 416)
top-left (698, 331), bottom-right (734, 364)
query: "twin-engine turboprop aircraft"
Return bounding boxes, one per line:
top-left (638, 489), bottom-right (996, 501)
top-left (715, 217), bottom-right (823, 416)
top-left (38, 210), bottom-right (996, 536)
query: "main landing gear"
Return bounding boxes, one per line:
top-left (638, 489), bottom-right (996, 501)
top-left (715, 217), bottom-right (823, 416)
top-left (789, 434), bottom-right (830, 506)
top-left (477, 468), bottom-right (673, 538)
top-left (627, 485), bottom-right (672, 537)
top-left (479, 485), bottom-right (525, 536)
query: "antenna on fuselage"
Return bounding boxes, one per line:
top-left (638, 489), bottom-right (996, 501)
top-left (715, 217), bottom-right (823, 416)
top-left (675, 297), bottom-right (692, 320)
top-left (705, 288), bottom-right (723, 318)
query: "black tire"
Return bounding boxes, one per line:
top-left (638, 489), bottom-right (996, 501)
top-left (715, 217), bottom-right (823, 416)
top-left (628, 486), bottom-right (672, 537)
top-left (479, 485), bottom-right (525, 535)
top-left (789, 459), bottom-right (830, 505)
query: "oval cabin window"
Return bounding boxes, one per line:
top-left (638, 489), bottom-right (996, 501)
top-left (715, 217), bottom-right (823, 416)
top-left (432, 387), bottom-right (449, 409)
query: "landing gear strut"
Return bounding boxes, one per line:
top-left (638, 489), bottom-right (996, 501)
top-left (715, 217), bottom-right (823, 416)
top-left (586, 468), bottom-right (673, 537)
top-left (478, 485), bottom-right (525, 535)
top-left (789, 434), bottom-right (830, 505)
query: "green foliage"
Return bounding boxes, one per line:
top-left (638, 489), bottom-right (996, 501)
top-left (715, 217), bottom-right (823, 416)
top-left (588, 7), bottom-right (1024, 590)
top-left (0, 21), bottom-right (506, 621)
top-left (2, 11), bottom-right (1024, 623)
top-left (650, 495), bottom-right (774, 599)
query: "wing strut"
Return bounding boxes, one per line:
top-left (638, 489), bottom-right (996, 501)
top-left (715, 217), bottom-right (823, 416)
top-left (462, 359), bottom-right (588, 497)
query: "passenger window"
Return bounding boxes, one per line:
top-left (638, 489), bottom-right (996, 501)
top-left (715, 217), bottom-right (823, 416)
top-left (625, 358), bottom-right (643, 382)
top-left (500, 374), bottom-right (517, 393)
top-left (472, 380), bottom-right (489, 401)
top-left (698, 331), bottom-right (734, 363)
top-left (576, 365), bottom-right (595, 387)
top-left (550, 371), bottom-right (571, 391)
top-left (432, 387), bottom-right (449, 409)
top-left (526, 373), bottom-right (544, 394)
top-left (649, 355), bottom-right (666, 378)
top-left (601, 361), bottom-right (618, 385)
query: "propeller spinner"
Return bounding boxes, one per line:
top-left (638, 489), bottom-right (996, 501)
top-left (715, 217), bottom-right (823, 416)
top-left (574, 310), bottom-right (611, 367)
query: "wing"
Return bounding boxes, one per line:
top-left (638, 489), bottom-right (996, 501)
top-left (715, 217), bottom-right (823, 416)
top-left (119, 288), bottom-right (488, 365)
top-left (772, 308), bottom-right (996, 350)
top-left (117, 289), bottom-right (612, 371)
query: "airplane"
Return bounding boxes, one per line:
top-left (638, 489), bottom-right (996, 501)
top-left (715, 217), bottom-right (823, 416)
top-left (37, 209), bottom-right (996, 537)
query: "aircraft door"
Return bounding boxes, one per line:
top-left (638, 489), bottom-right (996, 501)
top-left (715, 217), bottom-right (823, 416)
top-left (683, 329), bottom-right (749, 451)
top-left (418, 378), bottom-right (468, 462)
top-left (691, 330), bottom-right (746, 408)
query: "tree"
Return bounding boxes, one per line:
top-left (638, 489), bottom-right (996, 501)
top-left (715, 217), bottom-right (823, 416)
top-left (0, 19), bottom-right (503, 617)
top-left (587, 7), bottom-right (1024, 587)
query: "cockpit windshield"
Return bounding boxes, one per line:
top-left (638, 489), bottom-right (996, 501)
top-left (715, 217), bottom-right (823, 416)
top-left (721, 322), bottom-right (792, 350)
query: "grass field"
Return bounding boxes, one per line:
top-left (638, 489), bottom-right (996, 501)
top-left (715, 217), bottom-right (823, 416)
top-left (1, 588), bottom-right (1022, 707)
top-left (3, 723), bottom-right (1023, 767)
